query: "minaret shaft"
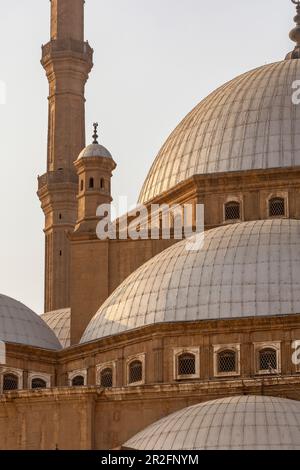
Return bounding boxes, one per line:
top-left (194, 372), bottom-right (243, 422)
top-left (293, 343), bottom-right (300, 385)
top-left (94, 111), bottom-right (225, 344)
top-left (42, 0), bottom-right (93, 172)
top-left (51, 0), bottom-right (84, 41)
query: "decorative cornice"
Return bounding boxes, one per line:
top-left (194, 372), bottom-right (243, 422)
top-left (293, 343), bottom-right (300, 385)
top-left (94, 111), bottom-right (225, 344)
top-left (147, 167), bottom-right (300, 205)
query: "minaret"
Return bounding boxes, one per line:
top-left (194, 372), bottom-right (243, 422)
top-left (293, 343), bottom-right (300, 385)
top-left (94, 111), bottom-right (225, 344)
top-left (74, 123), bottom-right (116, 233)
top-left (38, 0), bottom-right (93, 312)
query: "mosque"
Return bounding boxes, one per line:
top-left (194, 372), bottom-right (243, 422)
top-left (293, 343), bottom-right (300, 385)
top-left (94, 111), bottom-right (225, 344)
top-left (1, 0), bottom-right (300, 450)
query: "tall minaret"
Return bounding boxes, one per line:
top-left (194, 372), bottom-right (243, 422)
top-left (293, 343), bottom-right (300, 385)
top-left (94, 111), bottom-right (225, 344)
top-left (38, 0), bottom-right (93, 312)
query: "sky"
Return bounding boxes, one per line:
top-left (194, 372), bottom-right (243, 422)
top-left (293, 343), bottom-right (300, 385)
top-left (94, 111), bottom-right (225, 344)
top-left (0, 0), bottom-right (294, 314)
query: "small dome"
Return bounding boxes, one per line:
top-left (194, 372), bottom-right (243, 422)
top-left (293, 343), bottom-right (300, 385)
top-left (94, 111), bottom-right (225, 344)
top-left (77, 143), bottom-right (113, 160)
top-left (0, 294), bottom-right (61, 350)
top-left (41, 308), bottom-right (71, 349)
top-left (81, 219), bottom-right (300, 343)
top-left (139, 60), bottom-right (300, 203)
top-left (124, 396), bottom-right (300, 450)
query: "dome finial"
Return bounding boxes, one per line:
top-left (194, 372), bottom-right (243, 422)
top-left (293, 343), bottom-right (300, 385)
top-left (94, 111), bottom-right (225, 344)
top-left (92, 122), bottom-right (99, 144)
top-left (286, 0), bottom-right (300, 59)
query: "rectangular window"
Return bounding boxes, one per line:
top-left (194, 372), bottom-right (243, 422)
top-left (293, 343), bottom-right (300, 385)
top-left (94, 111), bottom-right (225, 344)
top-left (173, 348), bottom-right (200, 380)
top-left (213, 344), bottom-right (241, 377)
top-left (254, 342), bottom-right (281, 375)
top-left (225, 202), bottom-right (240, 221)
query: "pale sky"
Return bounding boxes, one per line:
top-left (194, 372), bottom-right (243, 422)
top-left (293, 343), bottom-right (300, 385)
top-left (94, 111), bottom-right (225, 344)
top-left (0, 0), bottom-right (293, 314)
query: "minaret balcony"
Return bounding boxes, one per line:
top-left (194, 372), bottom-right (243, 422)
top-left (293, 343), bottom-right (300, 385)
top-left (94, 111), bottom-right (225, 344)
top-left (41, 39), bottom-right (93, 62)
top-left (38, 169), bottom-right (78, 191)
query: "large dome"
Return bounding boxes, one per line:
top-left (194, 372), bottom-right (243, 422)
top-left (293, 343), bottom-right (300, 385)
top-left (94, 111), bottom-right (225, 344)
top-left (81, 219), bottom-right (300, 343)
top-left (139, 59), bottom-right (300, 203)
top-left (0, 294), bottom-right (61, 350)
top-left (124, 396), bottom-right (300, 450)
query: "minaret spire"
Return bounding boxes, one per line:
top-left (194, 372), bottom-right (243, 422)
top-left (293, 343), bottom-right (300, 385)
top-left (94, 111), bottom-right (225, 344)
top-left (92, 123), bottom-right (99, 144)
top-left (286, 0), bottom-right (300, 59)
top-left (38, 0), bottom-right (93, 312)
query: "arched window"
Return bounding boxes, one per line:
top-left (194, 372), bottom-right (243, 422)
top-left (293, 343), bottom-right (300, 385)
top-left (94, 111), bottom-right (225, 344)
top-left (31, 378), bottom-right (47, 389)
top-left (259, 348), bottom-right (277, 372)
top-left (225, 201), bottom-right (240, 221)
top-left (178, 353), bottom-right (196, 376)
top-left (80, 180), bottom-right (84, 191)
top-left (3, 373), bottom-right (18, 392)
top-left (269, 197), bottom-right (285, 217)
top-left (100, 178), bottom-right (105, 189)
top-left (71, 375), bottom-right (85, 387)
top-left (89, 177), bottom-right (94, 189)
top-left (217, 350), bottom-right (236, 373)
top-left (128, 360), bottom-right (143, 384)
top-left (100, 368), bottom-right (113, 388)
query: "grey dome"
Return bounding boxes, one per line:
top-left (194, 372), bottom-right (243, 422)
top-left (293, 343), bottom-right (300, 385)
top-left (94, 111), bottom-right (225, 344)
top-left (124, 396), bottom-right (300, 450)
top-left (77, 143), bottom-right (113, 160)
top-left (41, 308), bottom-right (71, 349)
top-left (0, 294), bottom-right (61, 350)
top-left (139, 59), bottom-right (300, 203)
top-left (81, 219), bottom-right (300, 343)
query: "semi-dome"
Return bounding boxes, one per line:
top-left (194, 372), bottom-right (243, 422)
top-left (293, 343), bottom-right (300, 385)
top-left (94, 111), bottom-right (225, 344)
top-left (0, 294), bottom-right (61, 350)
top-left (41, 308), bottom-right (71, 349)
top-left (124, 396), bottom-right (300, 450)
top-left (77, 143), bottom-right (113, 160)
top-left (81, 219), bottom-right (300, 343)
top-left (139, 59), bottom-right (300, 203)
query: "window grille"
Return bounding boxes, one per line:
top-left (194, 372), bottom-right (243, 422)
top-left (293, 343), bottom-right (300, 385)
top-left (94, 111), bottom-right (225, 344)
top-left (3, 374), bottom-right (18, 392)
top-left (178, 353), bottom-right (196, 376)
top-left (225, 202), bottom-right (240, 221)
top-left (72, 375), bottom-right (85, 387)
top-left (128, 361), bottom-right (143, 384)
top-left (259, 348), bottom-right (277, 371)
top-left (269, 198), bottom-right (285, 217)
top-left (100, 368), bottom-right (113, 388)
top-left (218, 350), bottom-right (236, 373)
top-left (31, 378), bottom-right (47, 389)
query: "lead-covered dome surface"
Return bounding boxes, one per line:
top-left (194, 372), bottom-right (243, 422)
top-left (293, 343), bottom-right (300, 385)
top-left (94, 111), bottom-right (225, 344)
top-left (0, 294), bottom-right (61, 350)
top-left (124, 396), bottom-right (300, 450)
top-left (139, 60), bottom-right (300, 203)
top-left (77, 143), bottom-right (113, 160)
top-left (41, 308), bottom-right (71, 349)
top-left (81, 219), bottom-right (300, 343)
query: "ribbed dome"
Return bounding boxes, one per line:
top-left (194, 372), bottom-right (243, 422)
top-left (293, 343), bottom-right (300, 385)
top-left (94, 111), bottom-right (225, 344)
top-left (0, 294), bottom-right (61, 350)
top-left (81, 219), bottom-right (300, 343)
top-left (41, 308), bottom-right (71, 349)
top-left (124, 396), bottom-right (300, 450)
top-left (77, 143), bottom-right (113, 160)
top-left (139, 59), bottom-right (300, 203)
